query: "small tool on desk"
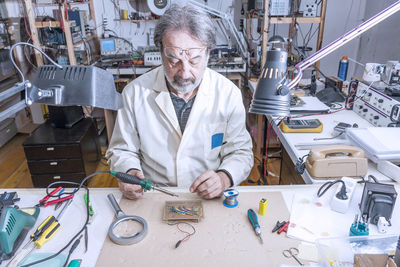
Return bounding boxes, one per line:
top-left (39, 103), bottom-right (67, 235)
top-left (277, 221), bottom-right (290, 234)
top-left (0, 207), bottom-right (40, 264)
top-left (107, 194), bottom-right (148, 245)
top-left (110, 171), bottom-right (178, 197)
top-left (247, 209), bottom-right (263, 244)
top-left (283, 247), bottom-right (304, 265)
top-left (36, 187), bottom-right (74, 208)
top-left (272, 221), bottom-right (287, 233)
top-left (7, 199), bottom-right (73, 266)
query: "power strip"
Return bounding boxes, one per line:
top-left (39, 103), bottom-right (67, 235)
top-left (330, 177), bottom-right (357, 213)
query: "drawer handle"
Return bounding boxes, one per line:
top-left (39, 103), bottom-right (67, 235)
top-left (50, 162), bottom-right (58, 166)
top-left (53, 176), bottom-right (61, 179)
top-left (46, 147), bottom-right (55, 151)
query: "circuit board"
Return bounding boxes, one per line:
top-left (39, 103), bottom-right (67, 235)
top-left (163, 200), bottom-right (204, 223)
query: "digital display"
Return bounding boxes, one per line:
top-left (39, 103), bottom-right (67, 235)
top-left (101, 39), bottom-right (115, 51)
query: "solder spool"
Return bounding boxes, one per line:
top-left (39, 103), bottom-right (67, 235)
top-left (223, 189), bottom-right (239, 208)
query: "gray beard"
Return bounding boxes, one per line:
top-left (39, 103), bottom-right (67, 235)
top-left (165, 74), bottom-right (202, 94)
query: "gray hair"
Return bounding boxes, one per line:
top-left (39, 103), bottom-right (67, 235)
top-left (154, 4), bottom-right (216, 50)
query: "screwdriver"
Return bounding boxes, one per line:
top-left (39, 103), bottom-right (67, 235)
top-left (6, 199), bottom-right (73, 267)
top-left (110, 171), bottom-right (179, 197)
top-left (248, 209), bottom-right (263, 244)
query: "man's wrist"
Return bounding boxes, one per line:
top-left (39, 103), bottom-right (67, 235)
top-left (216, 169), bottom-right (233, 189)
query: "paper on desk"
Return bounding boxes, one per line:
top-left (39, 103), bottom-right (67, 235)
top-left (287, 193), bottom-right (354, 243)
top-left (290, 96), bottom-right (330, 114)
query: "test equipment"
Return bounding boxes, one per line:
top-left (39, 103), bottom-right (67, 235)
top-left (280, 119), bottom-right (322, 133)
top-left (100, 38), bottom-right (132, 58)
top-left (352, 79), bottom-right (400, 127)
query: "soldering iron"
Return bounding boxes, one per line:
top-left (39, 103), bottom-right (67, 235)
top-left (109, 171), bottom-right (179, 197)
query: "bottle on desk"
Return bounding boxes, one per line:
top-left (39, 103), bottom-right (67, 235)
top-left (338, 56), bottom-right (349, 81)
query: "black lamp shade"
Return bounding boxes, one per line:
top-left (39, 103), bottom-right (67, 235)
top-left (249, 49), bottom-right (290, 116)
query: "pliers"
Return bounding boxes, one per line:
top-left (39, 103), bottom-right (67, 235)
top-left (36, 186), bottom-right (74, 208)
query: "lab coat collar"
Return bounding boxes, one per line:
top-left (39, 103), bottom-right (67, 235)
top-left (153, 67), bottom-right (212, 139)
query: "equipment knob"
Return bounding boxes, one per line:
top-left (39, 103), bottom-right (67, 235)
top-left (363, 109), bottom-right (368, 112)
top-left (378, 99), bottom-right (384, 103)
top-left (374, 116), bottom-right (379, 120)
top-left (359, 106), bottom-right (363, 109)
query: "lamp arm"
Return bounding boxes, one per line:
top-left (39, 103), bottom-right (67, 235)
top-left (187, 0), bottom-right (248, 58)
top-left (9, 42), bottom-right (63, 83)
top-left (288, 0), bottom-right (400, 89)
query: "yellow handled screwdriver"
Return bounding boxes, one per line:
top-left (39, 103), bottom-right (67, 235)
top-left (6, 199), bottom-right (73, 267)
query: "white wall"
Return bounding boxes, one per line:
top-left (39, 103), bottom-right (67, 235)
top-left (354, 0), bottom-right (400, 77)
top-left (93, 0), bottom-right (235, 49)
top-left (318, 0), bottom-right (366, 79)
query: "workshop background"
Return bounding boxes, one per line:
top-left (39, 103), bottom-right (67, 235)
top-left (0, 0), bottom-right (399, 188)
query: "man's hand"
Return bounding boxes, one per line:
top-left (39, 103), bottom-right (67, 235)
top-left (189, 170), bottom-right (231, 199)
top-left (118, 170), bottom-right (145, 200)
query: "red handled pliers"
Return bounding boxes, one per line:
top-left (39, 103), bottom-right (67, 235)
top-left (36, 186), bottom-right (74, 207)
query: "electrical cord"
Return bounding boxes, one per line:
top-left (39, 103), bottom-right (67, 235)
top-left (19, 171), bottom-right (109, 267)
top-left (295, 154), bottom-right (309, 174)
top-left (167, 222), bottom-right (196, 248)
top-left (10, 42), bottom-right (63, 82)
top-left (317, 180), bottom-right (348, 200)
top-left (63, 235), bottom-right (83, 267)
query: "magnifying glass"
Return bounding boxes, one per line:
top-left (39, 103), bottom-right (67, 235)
top-left (107, 194), bottom-right (148, 245)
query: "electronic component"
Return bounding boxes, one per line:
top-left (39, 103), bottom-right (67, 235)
top-left (349, 214), bottom-right (369, 236)
top-left (163, 200), bottom-right (203, 222)
top-left (352, 78), bottom-right (400, 127)
top-left (299, 0), bottom-right (317, 17)
top-left (144, 51), bottom-right (162, 66)
top-left (269, 0), bottom-right (291, 16)
top-left (100, 38), bottom-right (132, 57)
top-left (359, 181), bottom-right (397, 225)
top-left (382, 60), bottom-right (400, 85)
top-left (280, 119), bottom-right (322, 133)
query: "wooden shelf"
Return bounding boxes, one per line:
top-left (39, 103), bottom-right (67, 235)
top-left (117, 17), bottom-right (221, 23)
top-left (269, 16), bottom-right (322, 24)
top-left (73, 35), bottom-right (96, 46)
top-left (34, 21), bottom-right (61, 28)
top-left (117, 19), bottom-right (159, 23)
top-left (33, 1), bottom-right (90, 6)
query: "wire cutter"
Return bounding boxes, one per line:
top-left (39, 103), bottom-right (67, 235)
top-left (36, 186), bottom-right (74, 208)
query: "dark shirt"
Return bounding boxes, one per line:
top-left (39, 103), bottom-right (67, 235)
top-left (169, 92), bottom-right (196, 133)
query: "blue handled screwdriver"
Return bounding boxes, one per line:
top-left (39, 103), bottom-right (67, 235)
top-left (248, 209), bottom-right (263, 244)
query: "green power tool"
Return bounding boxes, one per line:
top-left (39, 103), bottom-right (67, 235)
top-left (0, 207), bottom-right (40, 262)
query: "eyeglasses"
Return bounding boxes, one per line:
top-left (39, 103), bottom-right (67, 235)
top-left (163, 46), bottom-right (206, 66)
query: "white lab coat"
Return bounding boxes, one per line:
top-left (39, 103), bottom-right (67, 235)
top-left (106, 66), bottom-right (253, 187)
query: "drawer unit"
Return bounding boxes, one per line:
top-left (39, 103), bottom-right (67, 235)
top-left (23, 118), bottom-right (100, 187)
top-left (31, 172), bottom-right (86, 188)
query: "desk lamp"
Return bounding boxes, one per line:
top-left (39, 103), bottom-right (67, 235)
top-left (250, 1), bottom-right (400, 116)
top-left (0, 42), bottom-right (123, 123)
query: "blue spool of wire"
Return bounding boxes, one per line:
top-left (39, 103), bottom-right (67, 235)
top-left (223, 189), bottom-right (239, 208)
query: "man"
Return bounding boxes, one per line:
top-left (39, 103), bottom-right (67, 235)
top-left (106, 4), bottom-right (253, 200)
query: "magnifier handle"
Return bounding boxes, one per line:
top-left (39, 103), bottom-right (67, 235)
top-left (107, 194), bottom-right (123, 216)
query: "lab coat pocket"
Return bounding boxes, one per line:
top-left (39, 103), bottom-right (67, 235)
top-left (204, 122), bottom-right (227, 160)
